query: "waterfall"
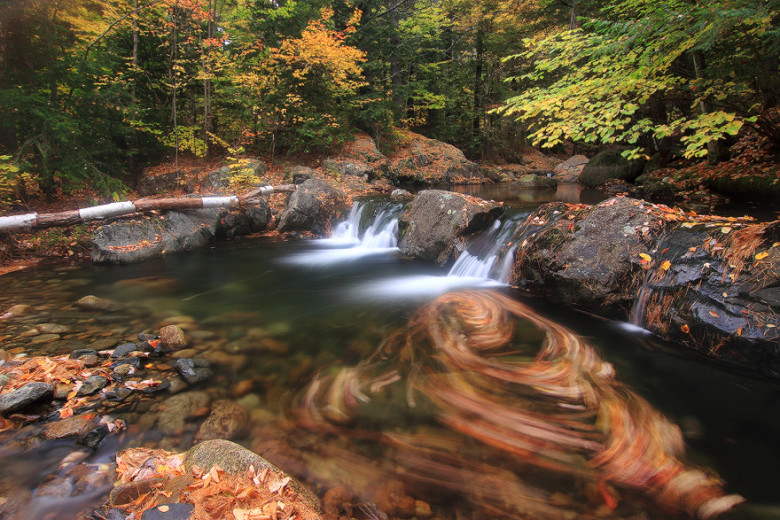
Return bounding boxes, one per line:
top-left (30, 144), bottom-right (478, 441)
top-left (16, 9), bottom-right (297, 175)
top-left (447, 214), bottom-right (524, 282)
top-left (284, 199), bottom-right (404, 265)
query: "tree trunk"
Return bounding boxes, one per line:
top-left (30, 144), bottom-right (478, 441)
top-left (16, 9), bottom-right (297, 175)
top-left (473, 22), bottom-right (484, 155)
top-left (389, 0), bottom-right (404, 117)
top-left (570, 0), bottom-right (580, 29)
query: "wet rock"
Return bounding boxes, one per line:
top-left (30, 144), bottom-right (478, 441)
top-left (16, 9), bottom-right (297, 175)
top-left (141, 503), bottom-right (195, 520)
top-left (44, 413), bottom-right (99, 440)
top-left (77, 375), bottom-right (109, 396)
top-left (37, 323), bottom-right (70, 334)
top-left (110, 477), bottom-right (166, 506)
top-left (399, 190), bottom-right (503, 266)
top-left (175, 358), bottom-right (212, 385)
top-left (138, 332), bottom-right (158, 342)
top-left (92, 204), bottom-right (271, 264)
top-left (194, 400), bottom-right (249, 441)
top-left (75, 295), bottom-right (123, 313)
top-left (137, 378), bottom-right (171, 394)
top-left (160, 325), bottom-right (189, 349)
top-left (579, 149), bottom-right (646, 187)
top-left (0, 374), bottom-right (10, 389)
top-left (157, 391), bottom-right (212, 435)
top-left (512, 173), bottom-right (557, 189)
top-left (0, 382), bottom-right (53, 415)
top-left (89, 338), bottom-right (119, 350)
top-left (104, 387), bottom-right (133, 402)
top-left (69, 348), bottom-right (99, 360)
top-left (391, 189), bottom-right (413, 201)
top-left (278, 179), bottom-right (349, 236)
top-left (79, 424), bottom-right (109, 449)
top-left (112, 342), bottom-right (139, 358)
top-left (34, 477), bottom-right (73, 499)
top-left (2, 304), bottom-right (33, 318)
top-left (30, 333), bottom-right (61, 344)
top-left (511, 197), bottom-right (664, 313)
top-left (184, 439), bottom-right (320, 510)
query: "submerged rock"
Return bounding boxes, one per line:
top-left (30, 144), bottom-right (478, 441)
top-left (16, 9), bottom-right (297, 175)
top-left (194, 400), bottom-right (249, 441)
top-left (512, 173), bottom-right (557, 189)
top-left (399, 190), bottom-right (503, 266)
top-left (278, 179), bottom-right (348, 236)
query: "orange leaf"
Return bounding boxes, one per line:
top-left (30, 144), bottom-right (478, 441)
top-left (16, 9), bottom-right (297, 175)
top-left (660, 260), bottom-right (671, 271)
top-left (681, 324), bottom-right (690, 334)
top-left (755, 251), bottom-right (769, 260)
top-left (709, 310), bottom-right (719, 318)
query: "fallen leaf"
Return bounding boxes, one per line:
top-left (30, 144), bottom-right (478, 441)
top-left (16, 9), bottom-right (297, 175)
top-left (660, 260), bottom-right (671, 271)
top-left (709, 310), bottom-right (719, 318)
top-left (720, 227), bottom-right (732, 234)
top-left (639, 253), bottom-right (652, 262)
top-left (755, 251), bottom-right (769, 260)
top-left (158, 505), bottom-right (169, 513)
top-left (681, 324), bottom-right (690, 333)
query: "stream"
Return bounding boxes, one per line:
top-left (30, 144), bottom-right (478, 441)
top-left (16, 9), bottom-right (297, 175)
top-left (0, 188), bottom-right (779, 519)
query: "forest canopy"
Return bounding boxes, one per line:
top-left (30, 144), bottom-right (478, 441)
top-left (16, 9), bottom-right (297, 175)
top-left (0, 0), bottom-right (777, 201)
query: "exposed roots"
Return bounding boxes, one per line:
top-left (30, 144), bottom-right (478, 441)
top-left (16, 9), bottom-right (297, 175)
top-left (299, 290), bottom-right (744, 519)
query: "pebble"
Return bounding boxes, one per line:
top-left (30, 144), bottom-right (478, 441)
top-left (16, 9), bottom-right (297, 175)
top-left (76, 375), bottom-right (109, 396)
top-left (138, 332), bottom-right (158, 342)
top-left (194, 400), bottom-right (249, 441)
top-left (0, 382), bottom-right (54, 414)
top-left (112, 342), bottom-right (139, 358)
top-left (175, 358), bottom-right (212, 385)
top-left (3, 304), bottom-right (33, 317)
top-left (79, 424), bottom-right (109, 449)
top-left (37, 323), bottom-right (70, 334)
top-left (231, 380), bottom-right (254, 398)
top-left (69, 348), bottom-right (98, 360)
top-left (74, 295), bottom-right (123, 313)
top-left (171, 349), bottom-right (198, 359)
top-left (30, 334), bottom-right (61, 344)
top-left (44, 413), bottom-right (99, 440)
top-left (89, 338), bottom-right (119, 350)
top-left (160, 325), bottom-right (189, 349)
top-left (104, 388), bottom-right (133, 402)
top-left (18, 328), bottom-right (40, 338)
top-left (34, 477), bottom-right (73, 499)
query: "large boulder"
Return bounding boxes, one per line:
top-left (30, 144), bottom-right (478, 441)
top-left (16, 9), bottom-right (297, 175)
top-left (554, 155), bottom-right (589, 183)
top-left (510, 197), bottom-right (666, 312)
top-left (579, 149), bottom-right (646, 186)
top-left (277, 179), bottom-right (348, 236)
top-left (91, 203), bottom-right (271, 264)
top-left (512, 173), bottom-right (557, 189)
top-left (399, 190), bottom-right (502, 266)
top-left (507, 197), bottom-right (780, 376)
top-left (387, 130), bottom-right (481, 185)
top-left (204, 159), bottom-right (267, 192)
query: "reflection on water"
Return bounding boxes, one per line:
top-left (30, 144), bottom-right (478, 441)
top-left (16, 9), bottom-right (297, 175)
top-left (448, 182), bottom-right (608, 209)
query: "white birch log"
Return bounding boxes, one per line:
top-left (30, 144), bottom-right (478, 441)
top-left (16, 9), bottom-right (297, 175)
top-left (0, 184), bottom-right (297, 233)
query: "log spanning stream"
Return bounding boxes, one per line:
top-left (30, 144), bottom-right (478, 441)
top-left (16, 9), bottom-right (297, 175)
top-left (0, 197), bottom-right (779, 519)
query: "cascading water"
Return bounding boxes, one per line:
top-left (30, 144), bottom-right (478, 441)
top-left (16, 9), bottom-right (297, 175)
top-left (284, 199), bottom-right (404, 265)
top-left (446, 214), bottom-right (525, 282)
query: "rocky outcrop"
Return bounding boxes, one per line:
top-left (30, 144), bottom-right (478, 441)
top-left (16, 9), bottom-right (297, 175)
top-left (387, 130), bottom-right (482, 185)
top-left (91, 204), bottom-right (272, 264)
top-left (508, 197), bottom-right (780, 375)
top-left (324, 133), bottom-right (391, 181)
top-left (399, 190), bottom-right (502, 266)
top-left (278, 179), bottom-right (348, 236)
top-left (579, 149), bottom-right (646, 187)
top-left (137, 170), bottom-right (194, 196)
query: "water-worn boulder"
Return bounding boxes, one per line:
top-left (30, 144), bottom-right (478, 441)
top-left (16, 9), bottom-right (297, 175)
top-left (507, 197), bottom-right (780, 375)
top-left (554, 155), bottom-right (589, 183)
top-left (91, 203), bottom-right (271, 264)
top-left (278, 179), bottom-right (348, 236)
top-left (579, 149), bottom-right (646, 186)
top-left (183, 439), bottom-right (321, 510)
top-left (194, 399), bottom-right (249, 441)
top-left (399, 190), bottom-right (503, 266)
top-left (387, 130), bottom-right (481, 185)
top-left (512, 197), bottom-right (665, 311)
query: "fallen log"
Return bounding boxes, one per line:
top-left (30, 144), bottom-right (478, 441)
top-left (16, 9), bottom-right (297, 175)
top-left (0, 184), bottom-right (297, 234)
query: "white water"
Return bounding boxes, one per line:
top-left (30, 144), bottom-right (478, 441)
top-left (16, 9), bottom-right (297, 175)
top-left (284, 200), bottom-right (402, 265)
top-left (284, 199), bottom-right (526, 300)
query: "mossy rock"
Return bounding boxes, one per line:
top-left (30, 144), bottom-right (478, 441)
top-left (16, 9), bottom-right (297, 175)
top-left (512, 174), bottom-right (557, 189)
top-left (580, 149), bottom-right (646, 187)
